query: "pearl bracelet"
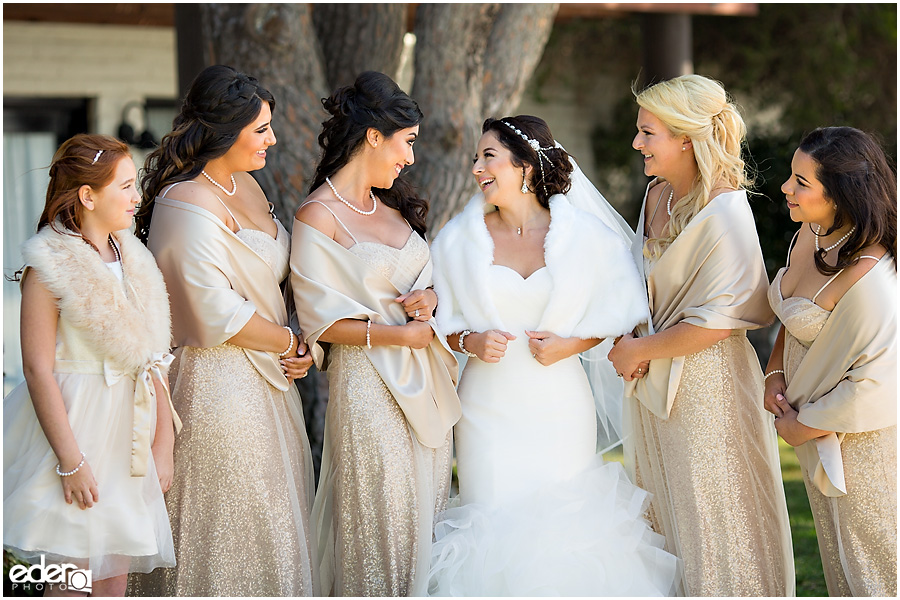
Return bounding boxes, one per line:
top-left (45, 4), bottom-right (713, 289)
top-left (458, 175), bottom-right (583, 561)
top-left (764, 369), bottom-right (785, 380)
top-left (279, 327), bottom-right (296, 358)
top-left (56, 452), bottom-right (86, 477)
top-left (366, 321), bottom-right (372, 349)
top-left (458, 329), bottom-right (477, 358)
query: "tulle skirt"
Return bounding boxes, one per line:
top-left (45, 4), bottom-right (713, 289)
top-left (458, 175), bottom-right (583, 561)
top-left (4, 371), bottom-right (175, 581)
top-left (429, 454), bottom-right (680, 597)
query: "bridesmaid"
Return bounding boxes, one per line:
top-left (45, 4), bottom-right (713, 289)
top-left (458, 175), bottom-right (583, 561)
top-left (765, 126), bottom-right (896, 596)
top-left (290, 71), bottom-right (461, 596)
top-left (607, 74), bottom-right (795, 595)
top-left (127, 65), bottom-right (317, 596)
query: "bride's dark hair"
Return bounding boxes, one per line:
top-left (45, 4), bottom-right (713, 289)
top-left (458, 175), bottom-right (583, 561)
top-left (482, 115), bottom-right (573, 209)
top-left (309, 71), bottom-right (428, 235)
top-left (135, 65), bottom-right (275, 243)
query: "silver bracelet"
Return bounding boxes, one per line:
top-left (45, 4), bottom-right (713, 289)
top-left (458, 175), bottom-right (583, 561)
top-left (278, 327), bottom-right (296, 358)
top-left (764, 369), bottom-right (785, 380)
top-left (366, 321), bottom-right (372, 349)
top-left (458, 329), bottom-right (477, 358)
top-left (56, 452), bottom-right (86, 477)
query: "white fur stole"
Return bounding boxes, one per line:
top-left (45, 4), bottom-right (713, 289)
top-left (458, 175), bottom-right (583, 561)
top-left (432, 192), bottom-right (648, 339)
top-left (21, 224), bottom-right (172, 374)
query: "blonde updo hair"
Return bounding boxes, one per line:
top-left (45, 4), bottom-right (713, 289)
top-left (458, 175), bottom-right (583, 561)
top-left (634, 74), bottom-right (751, 258)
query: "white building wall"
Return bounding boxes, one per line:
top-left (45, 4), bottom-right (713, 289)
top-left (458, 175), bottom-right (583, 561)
top-left (3, 21), bottom-right (178, 134)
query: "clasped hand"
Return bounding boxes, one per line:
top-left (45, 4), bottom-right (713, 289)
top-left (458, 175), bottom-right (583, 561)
top-left (396, 288), bottom-right (437, 322)
top-left (280, 338), bottom-right (314, 382)
top-left (606, 333), bottom-right (650, 380)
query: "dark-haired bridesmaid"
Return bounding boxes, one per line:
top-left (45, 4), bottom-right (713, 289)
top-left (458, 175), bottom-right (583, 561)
top-left (128, 65), bottom-right (317, 596)
top-left (290, 71), bottom-right (461, 596)
top-left (765, 126), bottom-right (897, 597)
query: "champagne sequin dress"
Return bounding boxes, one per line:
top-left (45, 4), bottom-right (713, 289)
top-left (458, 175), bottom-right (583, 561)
top-left (313, 226), bottom-right (453, 597)
top-left (770, 267), bottom-right (897, 596)
top-left (626, 251), bottom-right (794, 596)
top-left (129, 213), bottom-right (316, 596)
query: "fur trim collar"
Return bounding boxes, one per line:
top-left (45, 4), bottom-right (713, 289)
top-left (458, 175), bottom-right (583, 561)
top-left (432, 192), bottom-right (648, 339)
top-left (21, 224), bottom-right (171, 374)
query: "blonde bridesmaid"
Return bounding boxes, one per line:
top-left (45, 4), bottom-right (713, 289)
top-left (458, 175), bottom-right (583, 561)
top-left (608, 74), bottom-right (794, 595)
top-left (291, 71), bottom-right (461, 596)
top-left (765, 126), bottom-right (896, 597)
top-left (128, 65), bottom-right (317, 596)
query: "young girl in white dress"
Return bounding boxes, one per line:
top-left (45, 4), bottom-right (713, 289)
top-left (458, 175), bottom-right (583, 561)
top-left (4, 134), bottom-right (179, 596)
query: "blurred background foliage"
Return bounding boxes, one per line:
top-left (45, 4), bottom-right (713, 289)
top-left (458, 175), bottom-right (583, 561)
top-left (530, 3), bottom-right (896, 279)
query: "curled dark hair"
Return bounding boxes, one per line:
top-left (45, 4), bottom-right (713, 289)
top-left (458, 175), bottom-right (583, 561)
top-left (798, 126), bottom-right (897, 274)
top-left (309, 71), bottom-right (428, 235)
top-left (482, 115), bottom-right (573, 209)
top-left (135, 65), bottom-right (275, 243)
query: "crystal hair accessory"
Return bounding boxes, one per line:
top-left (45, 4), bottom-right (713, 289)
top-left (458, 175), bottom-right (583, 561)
top-left (91, 150), bottom-right (104, 164)
top-left (501, 121), bottom-right (556, 194)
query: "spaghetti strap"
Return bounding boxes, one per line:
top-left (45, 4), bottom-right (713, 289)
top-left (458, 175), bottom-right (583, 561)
top-left (303, 200), bottom-right (358, 244)
top-left (160, 180), bottom-right (242, 230)
top-left (812, 269), bottom-right (845, 304)
top-left (858, 255), bottom-right (882, 261)
top-left (785, 229), bottom-right (801, 267)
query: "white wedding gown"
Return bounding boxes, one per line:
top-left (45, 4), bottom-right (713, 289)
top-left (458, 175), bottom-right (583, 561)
top-left (428, 265), bottom-right (679, 596)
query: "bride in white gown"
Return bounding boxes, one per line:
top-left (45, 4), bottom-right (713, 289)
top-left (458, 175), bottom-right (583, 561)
top-left (429, 115), bottom-right (680, 596)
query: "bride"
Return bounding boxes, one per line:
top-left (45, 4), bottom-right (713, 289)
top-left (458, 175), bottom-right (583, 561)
top-left (429, 115), bottom-right (680, 596)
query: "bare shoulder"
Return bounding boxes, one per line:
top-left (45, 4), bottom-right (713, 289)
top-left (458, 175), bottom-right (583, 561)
top-left (709, 186), bottom-right (739, 201)
top-left (295, 191), bottom-right (338, 239)
top-left (821, 244), bottom-right (889, 309)
top-left (161, 178), bottom-right (233, 226)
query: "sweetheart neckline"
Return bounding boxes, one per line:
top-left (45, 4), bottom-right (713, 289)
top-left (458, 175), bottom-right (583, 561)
top-left (490, 264), bottom-right (549, 281)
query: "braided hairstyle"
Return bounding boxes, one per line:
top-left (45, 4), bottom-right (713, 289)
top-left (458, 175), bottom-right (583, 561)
top-left (798, 126), bottom-right (897, 274)
top-left (482, 115), bottom-right (573, 209)
top-left (135, 65), bottom-right (275, 243)
top-left (309, 71), bottom-right (428, 235)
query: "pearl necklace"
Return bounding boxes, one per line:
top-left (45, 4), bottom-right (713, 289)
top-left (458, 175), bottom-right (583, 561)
top-left (326, 177), bottom-right (377, 216)
top-left (665, 187), bottom-right (675, 216)
top-left (201, 170), bottom-right (237, 196)
top-left (108, 235), bottom-right (121, 262)
top-left (815, 224), bottom-right (855, 254)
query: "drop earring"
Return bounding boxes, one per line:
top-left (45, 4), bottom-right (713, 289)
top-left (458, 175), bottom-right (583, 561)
top-left (521, 170), bottom-right (529, 194)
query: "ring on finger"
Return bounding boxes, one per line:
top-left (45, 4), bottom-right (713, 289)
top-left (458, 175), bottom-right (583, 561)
top-left (415, 309), bottom-right (420, 317)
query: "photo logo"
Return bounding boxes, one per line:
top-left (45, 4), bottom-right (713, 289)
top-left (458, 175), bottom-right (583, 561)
top-left (8, 554), bottom-right (92, 593)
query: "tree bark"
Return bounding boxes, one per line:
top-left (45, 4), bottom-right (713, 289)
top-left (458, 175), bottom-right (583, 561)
top-left (410, 4), bottom-right (559, 231)
top-left (200, 3), bottom-right (329, 222)
top-left (312, 3), bottom-right (407, 91)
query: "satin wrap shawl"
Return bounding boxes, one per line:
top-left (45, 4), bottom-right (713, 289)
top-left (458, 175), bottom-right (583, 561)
top-left (147, 197), bottom-right (292, 391)
top-left (788, 256), bottom-right (897, 497)
top-left (290, 220), bottom-right (461, 449)
top-left (627, 187), bottom-right (774, 418)
top-left (432, 192), bottom-right (648, 342)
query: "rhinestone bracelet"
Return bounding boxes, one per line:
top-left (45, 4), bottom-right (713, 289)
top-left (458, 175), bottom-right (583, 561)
top-left (56, 452), bottom-right (86, 477)
top-left (458, 329), bottom-right (477, 358)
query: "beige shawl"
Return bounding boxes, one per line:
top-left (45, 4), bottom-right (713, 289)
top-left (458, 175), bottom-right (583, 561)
top-left (290, 220), bottom-right (461, 449)
top-left (147, 197), bottom-right (291, 391)
top-left (627, 185), bottom-right (774, 418)
top-left (788, 255), bottom-right (897, 496)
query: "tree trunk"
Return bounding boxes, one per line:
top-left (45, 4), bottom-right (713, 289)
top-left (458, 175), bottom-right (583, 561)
top-left (312, 4), bottom-right (407, 91)
top-left (410, 4), bottom-right (559, 231)
top-left (200, 3), bottom-right (329, 222)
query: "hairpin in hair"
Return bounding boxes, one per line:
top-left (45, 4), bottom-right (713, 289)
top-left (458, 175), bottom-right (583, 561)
top-left (91, 150), bottom-right (104, 164)
top-left (501, 121), bottom-right (556, 194)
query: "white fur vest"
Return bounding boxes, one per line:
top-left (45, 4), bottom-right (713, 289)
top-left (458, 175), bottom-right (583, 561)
top-left (21, 223), bottom-right (172, 375)
top-left (432, 192), bottom-right (649, 339)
